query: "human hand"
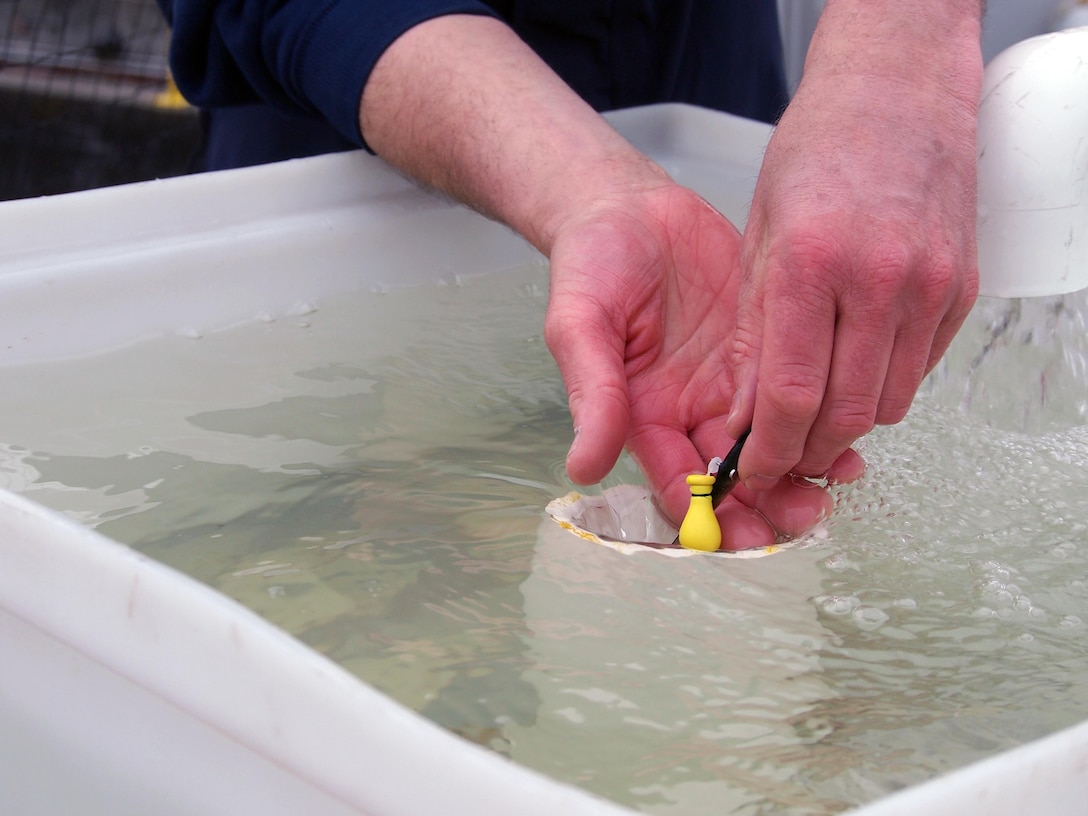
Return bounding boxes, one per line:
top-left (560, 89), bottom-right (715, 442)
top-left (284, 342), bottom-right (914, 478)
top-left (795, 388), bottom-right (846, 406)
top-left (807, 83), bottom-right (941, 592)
top-left (358, 16), bottom-right (853, 548)
top-left (358, 13), bottom-right (874, 547)
top-left (725, 9), bottom-right (981, 487)
top-left (544, 182), bottom-right (863, 550)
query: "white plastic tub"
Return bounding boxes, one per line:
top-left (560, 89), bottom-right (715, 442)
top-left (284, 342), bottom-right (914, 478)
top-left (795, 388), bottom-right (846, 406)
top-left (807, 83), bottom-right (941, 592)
top-left (1, 104), bottom-right (1086, 815)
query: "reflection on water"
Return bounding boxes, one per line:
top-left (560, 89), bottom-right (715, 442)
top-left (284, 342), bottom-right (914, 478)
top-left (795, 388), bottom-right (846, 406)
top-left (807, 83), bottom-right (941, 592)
top-left (1, 269), bottom-right (1087, 815)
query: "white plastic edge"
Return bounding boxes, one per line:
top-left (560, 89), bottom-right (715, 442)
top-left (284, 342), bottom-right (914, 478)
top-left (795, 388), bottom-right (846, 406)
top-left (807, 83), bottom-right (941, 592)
top-left (1, 101), bottom-right (1087, 813)
top-left (0, 487), bottom-right (637, 816)
top-left (845, 715), bottom-right (1088, 815)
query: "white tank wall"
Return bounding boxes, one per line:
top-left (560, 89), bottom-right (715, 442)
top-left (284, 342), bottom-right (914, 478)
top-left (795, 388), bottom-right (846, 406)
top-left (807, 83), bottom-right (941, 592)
top-left (1, 101), bottom-right (1087, 816)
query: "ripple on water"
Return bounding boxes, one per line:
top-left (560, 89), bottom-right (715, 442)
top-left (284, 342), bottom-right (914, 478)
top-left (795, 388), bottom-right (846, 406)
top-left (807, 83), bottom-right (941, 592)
top-left (2, 273), bottom-right (1088, 816)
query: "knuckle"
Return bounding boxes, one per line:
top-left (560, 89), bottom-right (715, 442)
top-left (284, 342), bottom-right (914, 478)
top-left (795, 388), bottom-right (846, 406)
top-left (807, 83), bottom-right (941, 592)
top-left (763, 365), bottom-right (826, 423)
top-left (915, 259), bottom-right (960, 312)
top-left (793, 451), bottom-right (835, 479)
top-left (863, 238), bottom-right (916, 283)
top-left (731, 324), bottom-right (761, 363)
top-left (878, 366), bottom-right (926, 426)
top-left (543, 307), bottom-right (591, 357)
top-left (794, 404), bottom-right (875, 478)
top-left (875, 395), bottom-right (912, 426)
top-left (863, 235), bottom-right (974, 309)
top-left (824, 398), bottom-right (876, 442)
top-left (746, 433), bottom-right (803, 478)
top-left (542, 305), bottom-right (566, 348)
top-left (958, 262), bottom-right (981, 311)
top-left (766, 237), bottom-right (842, 297)
top-left (773, 227), bottom-right (843, 273)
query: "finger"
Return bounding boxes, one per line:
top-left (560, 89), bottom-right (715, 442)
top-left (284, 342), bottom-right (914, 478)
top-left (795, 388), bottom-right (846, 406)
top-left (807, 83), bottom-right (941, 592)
top-left (825, 446), bottom-right (866, 484)
top-left (739, 277), bottom-right (837, 487)
top-left (627, 423), bottom-right (706, 526)
top-left (718, 446), bottom-right (865, 550)
top-left (715, 501), bottom-right (779, 551)
top-left (641, 393), bottom-right (750, 527)
top-left (920, 280), bottom-right (977, 379)
top-left (544, 305), bottom-right (629, 485)
top-left (794, 314), bottom-right (891, 476)
top-left (725, 269), bottom-right (764, 440)
top-left (875, 325), bottom-right (933, 426)
top-left (879, 260), bottom-right (977, 422)
top-left (689, 412), bottom-right (738, 465)
top-left (722, 475), bottom-right (834, 549)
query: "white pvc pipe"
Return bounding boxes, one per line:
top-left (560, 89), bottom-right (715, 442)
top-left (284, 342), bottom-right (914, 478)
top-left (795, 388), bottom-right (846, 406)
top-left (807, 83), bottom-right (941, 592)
top-left (976, 26), bottom-right (1088, 298)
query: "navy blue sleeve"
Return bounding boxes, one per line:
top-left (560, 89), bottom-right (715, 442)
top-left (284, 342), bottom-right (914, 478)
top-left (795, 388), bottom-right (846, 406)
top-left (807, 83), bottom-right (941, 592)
top-left (160, 0), bottom-right (498, 147)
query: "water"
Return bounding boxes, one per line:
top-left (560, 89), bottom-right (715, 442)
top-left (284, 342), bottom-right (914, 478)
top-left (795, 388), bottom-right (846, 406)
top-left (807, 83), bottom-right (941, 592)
top-left (2, 267), bottom-right (1088, 815)
top-left (928, 294), bottom-right (1088, 432)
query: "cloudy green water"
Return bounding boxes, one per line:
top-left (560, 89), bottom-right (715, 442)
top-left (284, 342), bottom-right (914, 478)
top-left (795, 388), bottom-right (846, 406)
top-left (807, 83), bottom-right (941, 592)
top-left (1, 266), bottom-right (1087, 815)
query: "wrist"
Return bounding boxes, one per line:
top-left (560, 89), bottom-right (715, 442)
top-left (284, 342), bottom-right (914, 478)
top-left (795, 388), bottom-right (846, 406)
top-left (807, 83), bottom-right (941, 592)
top-left (802, 0), bottom-right (982, 107)
top-left (360, 15), bottom-right (670, 255)
top-left (529, 150), bottom-right (673, 255)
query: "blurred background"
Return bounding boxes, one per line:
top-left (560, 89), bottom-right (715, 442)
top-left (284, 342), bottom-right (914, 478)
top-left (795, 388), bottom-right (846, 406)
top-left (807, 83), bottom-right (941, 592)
top-left (1, 0), bottom-right (1082, 202)
top-left (0, 0), bottom-right (199, 201)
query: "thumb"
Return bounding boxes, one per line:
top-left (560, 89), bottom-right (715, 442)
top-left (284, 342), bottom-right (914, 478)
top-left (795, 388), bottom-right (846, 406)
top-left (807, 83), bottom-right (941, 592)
top-left (545, 309), bottom-right (629, 485)
top-left (726, 281), bottom-right (763, 441)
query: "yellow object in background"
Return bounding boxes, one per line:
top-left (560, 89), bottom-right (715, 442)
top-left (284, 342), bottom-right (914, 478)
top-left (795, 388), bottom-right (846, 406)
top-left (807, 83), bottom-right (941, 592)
top-left (155, 72), bottom-right (189, 110)
top-left (678, 474), bottom-right (721, 552)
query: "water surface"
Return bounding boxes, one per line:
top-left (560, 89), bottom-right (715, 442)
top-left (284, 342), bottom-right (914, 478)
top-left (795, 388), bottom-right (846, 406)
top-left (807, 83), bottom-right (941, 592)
top-left (2, 267), bottom-right (1087, 815)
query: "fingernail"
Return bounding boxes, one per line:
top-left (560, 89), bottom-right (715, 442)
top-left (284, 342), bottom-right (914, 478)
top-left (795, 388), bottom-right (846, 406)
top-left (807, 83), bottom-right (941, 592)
top-left (566, 425), bottom-right (581, 461)
top-left (725, 388), bottom-right (742, 426)
top-left (743, 473), bottom-right (780, 491)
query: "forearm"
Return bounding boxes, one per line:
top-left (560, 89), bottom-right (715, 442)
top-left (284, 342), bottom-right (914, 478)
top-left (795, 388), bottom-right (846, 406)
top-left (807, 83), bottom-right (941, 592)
top-left (773, 0), bottom-right (984, 230)
top-left (803, 0), bottom-right (983, 105)
top-left (358, 15), bottom-right (669, 254)
top-left (728, 0), bottom-right (984, 483)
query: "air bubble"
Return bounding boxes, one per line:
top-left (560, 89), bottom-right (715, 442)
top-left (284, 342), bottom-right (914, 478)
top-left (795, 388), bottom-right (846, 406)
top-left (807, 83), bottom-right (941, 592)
top-left (853, 607), bottom-right (890, 629)
top-left (1012, 595), bottom-right (1034, 613)
top-left (816, 594), bottom-right (860, 616)
top-left (824, 553), bottom-right (858, 572)
top-left (288, 301), bottom-right (318, 316)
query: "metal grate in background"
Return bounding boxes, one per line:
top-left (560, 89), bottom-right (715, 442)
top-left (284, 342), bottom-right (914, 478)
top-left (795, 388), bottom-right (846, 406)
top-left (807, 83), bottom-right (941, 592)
top-left (1, 0), bottom-right (200, 200)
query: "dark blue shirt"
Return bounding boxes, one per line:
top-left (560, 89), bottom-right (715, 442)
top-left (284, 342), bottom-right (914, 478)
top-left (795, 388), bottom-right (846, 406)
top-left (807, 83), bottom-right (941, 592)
top-left (159, 0), bottom-right (787, 169)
